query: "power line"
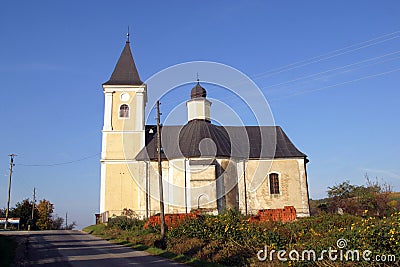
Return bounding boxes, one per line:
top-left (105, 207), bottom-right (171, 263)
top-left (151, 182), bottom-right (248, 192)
top-left (17, 153), bottom-right (100, 167)
top-left (250, 30), bottom-right (400, 80)
top-left (270, 66), bottom-right (400, 101)
top-left (205, 58), bottom-right (400, 103)
top-left (262, 50), bottom-right (400, 92)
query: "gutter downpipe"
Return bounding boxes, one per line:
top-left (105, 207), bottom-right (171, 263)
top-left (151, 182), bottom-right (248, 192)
top-left (184, 158), bottom-right (188, 213)
top-left (145, 161), bottom-right (149, 218)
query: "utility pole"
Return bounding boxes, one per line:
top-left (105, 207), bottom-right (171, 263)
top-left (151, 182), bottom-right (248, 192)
top-left (29, 187), bottom-right (36, 230)
top-left (5, 154), bottom-right (16, 230)
top-left (156, 100), bottom-right (166, 240)
top-left (65, 212), bottom-right (68, 230)
top-left (31, 188), bottom-right (36, 220)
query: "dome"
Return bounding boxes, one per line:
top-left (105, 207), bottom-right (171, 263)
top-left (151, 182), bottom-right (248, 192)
top-left (178, 119), bottom-right (231, 158)
top-left (190, 80), bottom-right (207, 99)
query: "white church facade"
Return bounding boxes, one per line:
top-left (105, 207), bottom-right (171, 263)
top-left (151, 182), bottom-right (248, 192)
top-left (99, 40), bottom-right (310, 222)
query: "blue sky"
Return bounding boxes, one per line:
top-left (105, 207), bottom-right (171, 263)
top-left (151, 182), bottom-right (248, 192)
top-left (0, 1), bottom-right (399, 228)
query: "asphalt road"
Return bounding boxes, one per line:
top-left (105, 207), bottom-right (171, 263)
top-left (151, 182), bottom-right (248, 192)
top-left (1, 230), bottom-right (185, 267)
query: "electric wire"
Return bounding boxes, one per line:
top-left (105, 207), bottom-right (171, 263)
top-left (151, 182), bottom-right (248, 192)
top-left (250, 30), bottom-right (400, 80)
top-left (262, 50), bottom-right (400, 92)
top-left (270, 67), bottom-right (400, 101)
top-left (16, 153), bottom-right (100, 167)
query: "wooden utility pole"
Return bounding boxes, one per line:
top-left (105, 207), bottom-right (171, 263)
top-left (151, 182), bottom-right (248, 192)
top-left (31, 188), bottom-right (36, 220)
top-left (156, 100), bottom-right (166, 239)
top-left (5, 154), bottom-right (16, 230)
top-left (65, 212), bottom-right (68, 230)
top-left (29, 187), bottom-right (36, 230)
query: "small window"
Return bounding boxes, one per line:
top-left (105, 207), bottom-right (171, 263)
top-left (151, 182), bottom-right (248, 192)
top-left (119, 104), bottom-right (129, 118)
top-left (269, 173), bottom-right (280, 194)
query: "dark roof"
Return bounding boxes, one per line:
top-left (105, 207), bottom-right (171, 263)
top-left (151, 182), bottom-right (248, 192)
top-left (191, 81), bottom-right (207, 99)
top-left (103, 41), bottom-right (143, 85)
top-left (135, 120), bottom-right (306, 161)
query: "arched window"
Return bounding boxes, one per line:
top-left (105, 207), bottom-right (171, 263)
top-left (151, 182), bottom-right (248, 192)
top-left (269, 173), bottom-right (280, 194)
top-left (119, 104), bottom-right (129, 118)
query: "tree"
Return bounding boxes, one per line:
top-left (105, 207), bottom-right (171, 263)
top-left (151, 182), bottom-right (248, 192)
top-left (0, 208), bottom-right (5, 218)
top-left (52, 216), bottom-right (64, 230)
top-left (65, 221), bottom-right (77, 230)
top-left (50, 215), bottom-right (77, 230)
top-left (36, 199), bottom-right (54, 230)
top-left (3, 198), bottom-right (74, 231)
top-left (328, 180), bottom-right (357, 199)
top-left (326, 174), bottom-right (394, 216)
top-left (10, 199), bottom-right (38, 230)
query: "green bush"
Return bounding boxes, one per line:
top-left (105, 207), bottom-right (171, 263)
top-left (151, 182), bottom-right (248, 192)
top-left (108, 216), bottom-right (145, 231)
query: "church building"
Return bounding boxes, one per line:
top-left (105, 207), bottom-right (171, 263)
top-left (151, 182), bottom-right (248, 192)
top-left (99, 40), bottom-right (310, 222)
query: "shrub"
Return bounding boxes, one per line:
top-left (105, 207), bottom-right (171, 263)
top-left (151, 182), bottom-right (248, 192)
top-left (108, 216), bottom-right (145, 231)
top-left (141, 233), bottom-right (161, 247)
top-left (167, 237), bottom-right (205, 256)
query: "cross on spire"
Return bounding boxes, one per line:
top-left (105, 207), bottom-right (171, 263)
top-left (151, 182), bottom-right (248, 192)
top-left (127, 26), bottom-right (130, 43)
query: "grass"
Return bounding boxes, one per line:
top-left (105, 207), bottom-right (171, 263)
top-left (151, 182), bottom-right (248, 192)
top-left (0, 235), bottom-right (17, 267)
top-left (82, 224), bottom-right (106, 235)
top-left (82, 224), bottom-right (225, 267)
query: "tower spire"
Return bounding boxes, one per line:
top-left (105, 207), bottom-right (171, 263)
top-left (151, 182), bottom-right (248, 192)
top-left (103, 36), bottom-right (142, 85)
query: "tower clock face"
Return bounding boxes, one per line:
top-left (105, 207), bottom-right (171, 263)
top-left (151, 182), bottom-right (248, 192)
top-left (120, 93), bottom-right (130, 102)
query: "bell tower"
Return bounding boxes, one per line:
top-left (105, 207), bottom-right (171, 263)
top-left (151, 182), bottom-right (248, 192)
top-left (100, 39), bottom-right (147, 216)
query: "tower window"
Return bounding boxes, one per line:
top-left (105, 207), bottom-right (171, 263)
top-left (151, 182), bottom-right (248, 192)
top-left (269, 173), bottom-right (280, 194)
top-left (119, 104), bottom-right (129, 118)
